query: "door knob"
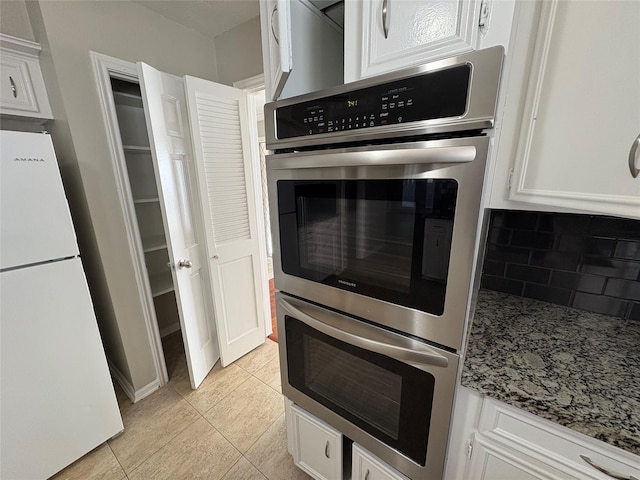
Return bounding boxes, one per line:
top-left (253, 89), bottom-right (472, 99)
top-left (177, 259), bottom-right (192, 269)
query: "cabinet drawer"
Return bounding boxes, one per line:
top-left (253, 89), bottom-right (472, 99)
top-left (352, 443), bottom-right (408, 480)
top-left (291, 403), bottom-right (343, 480)
top-left (477, 398), bottom-right (640, 480)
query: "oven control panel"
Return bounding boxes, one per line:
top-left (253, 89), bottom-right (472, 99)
top-left (274, 64), bottom-right (471, 140)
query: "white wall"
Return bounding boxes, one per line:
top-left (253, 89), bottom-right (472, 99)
top-left (214, 16), bottom-right (263, 86)
top-left (0, 0), bottom-right (35, 41)
top-left (25, 0), bottom-right (219, 393)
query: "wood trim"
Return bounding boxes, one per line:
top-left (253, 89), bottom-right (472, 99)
top-left (233, 73), bottom-right (265, 92)
top-left (0, 33), bottom-right (41, 57)
top-left (90, 51), bottom-right (169, 388)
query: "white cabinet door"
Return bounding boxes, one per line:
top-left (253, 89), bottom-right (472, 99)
top-left (260, 0), bottom-right (292, 101)
top-left (466, 435), bottom-right (565, 480)
top-left (0, 35), bottom-right (52, 119)
top-left (184, 76), bottom-right (270, 367)
top-left (345, 0), bottom-right (481, 81)
top-left (509, 0), bottom-right (640, 219)
top-left (261, 0), bottom-right (344, 101)
top-left (352, 444), bottom-right (409, 480)
top-left (291, 404), bottom-right (343, 480)
top-left (465, 397), bottom-right (640, 480)
top-left (138, 63), bottom-right (220, 389)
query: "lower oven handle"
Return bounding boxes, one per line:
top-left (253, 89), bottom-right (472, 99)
top-left (279, 297), bottom-right (449, 368)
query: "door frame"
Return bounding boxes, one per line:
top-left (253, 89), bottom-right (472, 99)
top-left (233, 74), bottom-right (273, 338)
top-left (91, 51), bottom-right (168, 398)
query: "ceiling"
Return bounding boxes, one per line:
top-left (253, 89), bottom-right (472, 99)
top-left (133, 0), bottom-right (260, 38)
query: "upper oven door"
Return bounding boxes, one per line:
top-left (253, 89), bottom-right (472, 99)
top-left (267, 135), bottom-right (488, 351)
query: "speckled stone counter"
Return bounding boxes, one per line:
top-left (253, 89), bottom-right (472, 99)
top-left (461, 289), bottom-right (640, 455)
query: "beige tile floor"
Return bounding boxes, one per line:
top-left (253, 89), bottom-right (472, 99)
top-left (50, 334), bottom-right (311, 480)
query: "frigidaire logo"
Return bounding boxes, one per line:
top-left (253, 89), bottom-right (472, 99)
top-left (338, 279), bottom-right (357, 288)
top-left (14, 157), bottom-right (45, 162)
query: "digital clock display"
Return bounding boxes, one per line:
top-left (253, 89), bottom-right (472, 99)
top-left (274, 63), bottom-right (471, 139)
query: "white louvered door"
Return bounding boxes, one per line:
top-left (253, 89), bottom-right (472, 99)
top-left (184, 76), bottom-right (269, 367)
top-left (138, 63), bottom-right (220, 388)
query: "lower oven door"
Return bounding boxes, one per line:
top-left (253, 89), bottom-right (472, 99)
top-left (277, 293), bottom-right (459, 480)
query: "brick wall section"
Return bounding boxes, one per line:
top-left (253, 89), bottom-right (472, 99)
top-left (481, 210), bottom-right (640, 321)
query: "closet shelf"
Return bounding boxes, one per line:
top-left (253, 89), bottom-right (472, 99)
top-left (141, 234), bottom-right (168, 252)
top-left (149, 272), bottom-right (174, 298)
top-left (113, 90), bottom-right (143, 108)
top-left (122, 145), bottom-right (151, 152)
top-left (133, 195), bottom-right (160, 204)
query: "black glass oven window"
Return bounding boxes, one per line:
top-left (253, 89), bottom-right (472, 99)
top-left (286, 315), bottom-right (435, 466)
top-left (278, 179), bottom-right (458, 315)
top-left (306, 336), bottom-right (402, 438)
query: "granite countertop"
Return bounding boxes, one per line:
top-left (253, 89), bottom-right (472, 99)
top-left (461, 289), bottom-right (640, 455)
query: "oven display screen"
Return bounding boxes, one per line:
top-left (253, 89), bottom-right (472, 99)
top-left (274, 64), bottom-right (471, 138)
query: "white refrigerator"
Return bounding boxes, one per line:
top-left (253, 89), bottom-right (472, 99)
top-left (0, 130), bottom-right (123, 479)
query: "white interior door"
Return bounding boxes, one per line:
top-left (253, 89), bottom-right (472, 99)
top-left (184, 75), bottom-right (270, 367)
top-left (138, 63), bottom-right (220, 388)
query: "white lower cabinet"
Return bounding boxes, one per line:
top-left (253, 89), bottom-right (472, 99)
top-left (352, 443), bottom-right (409, 480)
top-left (464, 397), bottom-right (640, 480)
top-left (290, 403), bottom-right (343, 480)
top-left (288, 403), bottom-right (409, 480)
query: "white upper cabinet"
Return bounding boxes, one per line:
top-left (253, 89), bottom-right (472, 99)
top-left (260, 0), bottom-right (292, 101)
top-left (260, 0), bottom-right (344, 101)
top-left (507, 0), bottom-right (640, 219)
top-left (0, 34), bottom-right (52, 120)
top-left (345, 0), bottom-right (482, 82)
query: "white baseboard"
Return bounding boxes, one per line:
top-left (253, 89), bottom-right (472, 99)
top-left (108, 359), bottom-right (160, 404)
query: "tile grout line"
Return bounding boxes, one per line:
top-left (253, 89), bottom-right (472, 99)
top-left (115, 400), bottom-right (202, 477)
top-left (106, 441), bottom-right (128, 479)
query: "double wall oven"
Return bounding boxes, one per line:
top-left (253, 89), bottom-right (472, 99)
top-left (266, 47), bottom-right (504, 480)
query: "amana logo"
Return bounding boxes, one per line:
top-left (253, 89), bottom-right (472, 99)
top-left (338, 279), bottom-right (357, 288)
top-left (14, 157), bottom-right (45, 162)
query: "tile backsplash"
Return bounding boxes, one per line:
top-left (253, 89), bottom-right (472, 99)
top-left (481, 210), bottom-right (640, 321)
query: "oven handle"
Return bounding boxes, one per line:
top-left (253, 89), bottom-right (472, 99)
top-left (279, 296), bottom-right (449, 369)
top-left (267, 141), bottom-right (478, 170)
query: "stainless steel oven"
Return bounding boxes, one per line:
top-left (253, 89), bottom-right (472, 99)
top-left (277, 293), bottom-right (458, 480)
top-left (266, 47), bottom-right (504, 480)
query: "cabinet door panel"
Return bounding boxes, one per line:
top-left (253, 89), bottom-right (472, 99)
top-left (352, 444), bottom-right (408, 480)
top-left (347, 0), bottom-right (480, 81)
top-left (510, 0), bottom-right (640, 219)
top-left (291, 404), bottom-right (343, 480)
top-left (260, 0), bottom-right (292, 101)
top-left (466, 436), bottom-right (564, 480)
